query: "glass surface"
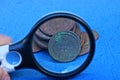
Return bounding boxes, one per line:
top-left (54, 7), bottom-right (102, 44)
top-left (6, 51), bottom-right (21, 65)
top-left (32, 17), bottom-right (90, 74)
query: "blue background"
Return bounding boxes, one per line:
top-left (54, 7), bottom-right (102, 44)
top-left (0, 0), bottom-right (120, 80)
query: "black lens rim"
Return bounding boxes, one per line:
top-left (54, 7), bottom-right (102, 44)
top-left (21, 12), bottom-right (95, 78)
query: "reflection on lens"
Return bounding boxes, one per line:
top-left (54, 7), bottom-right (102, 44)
top-left (32, 17), bottom-right (92, 74)
top-left (34, 50), bottom-right (88, 73)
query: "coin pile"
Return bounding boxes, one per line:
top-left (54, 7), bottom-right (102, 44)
top-left (32, 18), bottom-right (77, 52)
top-left (32, 18), bottom-right (99, 61)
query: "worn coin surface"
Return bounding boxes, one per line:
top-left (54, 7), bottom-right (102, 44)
top-left (48, 31), bottom-right (81, 62)
top-left (40, 18), bottom-right (76, 36)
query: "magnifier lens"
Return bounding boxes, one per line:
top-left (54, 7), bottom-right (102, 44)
top-left (32, 17), bottom-right (90, 74)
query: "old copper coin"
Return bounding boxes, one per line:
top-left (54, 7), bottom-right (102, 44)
top-left (79, 31), bottom-right (99, 55)
top-left (32, 40), bottom-right (42, 52)
top-left (73, 24), bottom-right (99, 56)
top-left (79, 32), bottom-right (89, 55)
top-left (35, 29), bottom-right (51, 40)
top-left (33, 35), bottom-right (48, 49)
top-left (74, 25), bottom-right (85, 47)
top-left (48, 31), bottom-right (81, 62)
top-left (40, 18), bottom-right (76, 36)
top-left (71, 23), bottom-right (78, 32)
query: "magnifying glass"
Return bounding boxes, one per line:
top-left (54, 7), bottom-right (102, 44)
top-left (0, 12), bottom-right (95, 78)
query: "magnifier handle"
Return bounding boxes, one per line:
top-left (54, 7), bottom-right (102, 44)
top-left (0, 45), bottom-right (15, 72)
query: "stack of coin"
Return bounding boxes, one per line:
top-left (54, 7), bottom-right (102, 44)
top-left (32, 18), bottom-right (78, 52)
top-left (32, 18), bottom-right (99, 56)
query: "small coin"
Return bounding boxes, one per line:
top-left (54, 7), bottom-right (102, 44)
top-left (48, 31), bottom-right (81, 62)
top-left (33, 35), bottom-right (48, 49)
top-left (40, 18), bottom-right (76, 36)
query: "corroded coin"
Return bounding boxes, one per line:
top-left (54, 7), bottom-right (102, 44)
top-left (48, 31), bottom-right (81, 62)
top-left (40, 18), bottom-right (76, 36)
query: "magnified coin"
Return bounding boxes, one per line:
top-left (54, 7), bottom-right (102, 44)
top-left (33, 35), bottom-right (48, 49)
top-left (79, 31), bottom-right (99, 55)
top-left (79, 32), bottom-right (89, 55)
top-left (71, 23), bottom-right (77, 32)
top-left (74, 25), bottom-right (85, 47)
top-left (48, 31), bottom-right (81, 62)
top-left (40, 18), bottom-right (76, 36)
top-left (32, 40), bottom-right (42, 52)
top-left (35, 29), bottom-right (51, 40)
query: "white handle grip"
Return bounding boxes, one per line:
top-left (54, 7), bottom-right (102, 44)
top-left (0, 45), bottom-right (15, 72)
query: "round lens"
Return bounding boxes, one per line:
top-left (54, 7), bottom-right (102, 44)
top-left (6, 51), bottom-right (22, 66)
top-left (31, 13), bottom-right (96, 77)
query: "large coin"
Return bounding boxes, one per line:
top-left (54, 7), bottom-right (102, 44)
top-left (40, 18), bottom-right (76, 36)
top-left (48, 31), bottom-right (81, 62)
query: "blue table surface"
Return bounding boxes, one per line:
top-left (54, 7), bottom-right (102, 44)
top-left (0, 0), bottom-right (120, 80)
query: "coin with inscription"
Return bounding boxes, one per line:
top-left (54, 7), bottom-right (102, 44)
top-left (48, 31), bottom-right (81, 62)
top-left (40, 18), bottom-right (76, 36)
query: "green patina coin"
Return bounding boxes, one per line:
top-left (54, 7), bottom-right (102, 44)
top-left (48, 31), bottom-right (81, 62)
